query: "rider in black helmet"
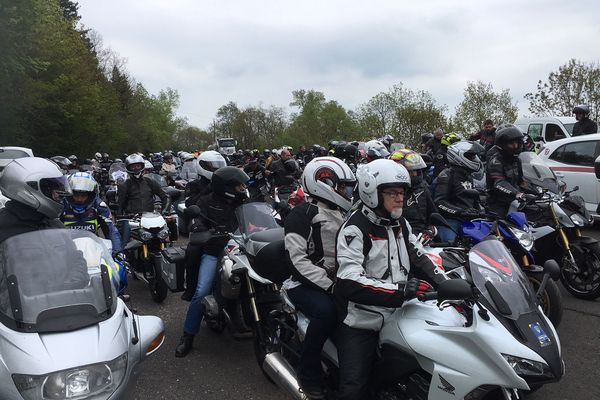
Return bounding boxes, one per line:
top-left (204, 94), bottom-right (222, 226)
top-left (572, 105), bottom-right (598, 136)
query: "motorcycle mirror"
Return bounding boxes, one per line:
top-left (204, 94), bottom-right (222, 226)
top-left (184, 205), bottom-right (202, 218)
top-left (543, 260), bottom-right (561, 281)
top-left (571, 185), bottom-right (579, 192)
top-left (595, 155), bottom-right (600, 179)
top-left (437, 279), bottom-right (473, 301)
top-left (429, 213), bottom-right (451, 229)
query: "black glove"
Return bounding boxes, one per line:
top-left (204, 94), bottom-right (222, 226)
top-left (461, 208), bottom-right (481, 219)
top-left (404, 278), bottom-right (434, 300)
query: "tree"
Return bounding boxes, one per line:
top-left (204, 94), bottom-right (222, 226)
top-left (453, 81), bottom-right (518, 134)
top-left (525, 59), bottom-right (600, 122)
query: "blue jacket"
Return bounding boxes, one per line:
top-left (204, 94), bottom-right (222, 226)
top-left (61, 197), bottom-right (122, 252)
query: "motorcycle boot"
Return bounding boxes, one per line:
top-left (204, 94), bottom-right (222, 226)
top-left (175, 333), bottom-right (194, 357)
top-left (299, 381), bottom-right (326, 400)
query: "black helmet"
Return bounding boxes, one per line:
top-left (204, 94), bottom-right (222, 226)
top-left (340, 144), bottom-right (358, 160)
top-left (495, 124), bottom-right (524, 156)
top-left (211, 166), bottom-right (250, 203)
top-left (328, 140), bottom-right (339, 150)
top-left (572, 104), bottom-right (590, 117)
top-left (421, 132), bottom-right (433, 144)
top-left (284, 159), bottom-right (300, 174)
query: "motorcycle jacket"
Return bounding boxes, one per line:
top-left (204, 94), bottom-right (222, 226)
top-left (335, 206), bottom-right (445, 331)
top-left (117, 176), bottom-right (170, 214)
top-left (0, 200), bottom-right (65, 244)
top-left (432, 146), bottom-right (448, 177)
top-left (434, 166), bottom-right (479, 218)
top-left (403, 181), bottom-right (437, 233)
top-left (244, 164), bottom-right (269, 201)
top-left (185, 176), bottom-right (212, 207)
top-left (189, 193), bottom-right (239, 257)
top-left (486, 145), bottom-right (524, 216)
top-left (283, 200), bottom-right (345, 292)
top-left (572, 117), bottom-right (598, 136)
top-left (61, 197), bottom-right (122, 252)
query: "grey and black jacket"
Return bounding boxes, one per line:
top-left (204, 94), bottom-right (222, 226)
top-left (403, 181), bottom-right (437, 233)
top-left (283, 200), bottom-right (345, 292)
top-left (334, 206), bottom-right (445, 331)
top-left (434, 166), bottom-right (479, 219)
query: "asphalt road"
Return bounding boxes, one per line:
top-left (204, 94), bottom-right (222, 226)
top-left (128, 230), bottom-right (600, 400)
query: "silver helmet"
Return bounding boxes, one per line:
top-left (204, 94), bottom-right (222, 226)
top-left (125, 154), bottom-right (146, 178)
top-left (0, 157), bottom-right (72, 218)
top-left (446, 141), bottom-right (483, 172)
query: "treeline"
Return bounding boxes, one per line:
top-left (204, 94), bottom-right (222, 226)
top-left (0, 0), bottom-right (186, 158)
top-left (1, 1), bottom-right (598, 156)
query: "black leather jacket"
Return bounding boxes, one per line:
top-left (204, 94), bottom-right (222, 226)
top-left (118, 176), bottom-right (170, 214)
top-left (403, 181), bottom-right (437, 233)
top-left (572, 118), bottom-right (598, 136)
top-left (485, 146), bottom-right (524, 216)
top-left (434, 166), bottom-right (479, 218)
top-left (189, 193), bottom-right (240, 256)
top-left (0, 201), bottom-right (64, 243)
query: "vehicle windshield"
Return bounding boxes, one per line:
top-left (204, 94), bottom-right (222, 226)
top-left (469, 240), bottom-right (536, 320)
top-left (519, 152), bottom-right (559, 193)
top-left (0, 149), bottom-right (30, 159)
top-left (235, 203), bottom-right (279, 238)
top-left (180, 161), bottom-right (198, 180)
top-left (0, 230), bottom-right (117, 333)
top-left (109, 162), bottom-right (128, 184)
top-left (563, 123), bottom-right (574, 134)
top-left (218, 139), bottom-right (236, 147)
top-left (146, 173), bottom-right (168, 187)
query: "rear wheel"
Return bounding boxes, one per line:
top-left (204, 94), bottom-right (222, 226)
top-left (560, 243), bottom-right (600, 300)
top-left (527, 273), bottom-right (563, 327)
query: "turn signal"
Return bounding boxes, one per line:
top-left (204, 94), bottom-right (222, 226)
top-left (146, 331), bottom-right (165, 355)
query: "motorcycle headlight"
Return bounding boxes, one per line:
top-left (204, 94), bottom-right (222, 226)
top-left (157, 228), bottom-right (170, 240)
top-left (13, 353), bottom-right (127, 400)
top-left (502, 354), bottom-right (554, 378)
top-left (140, 230), bottom-right (153, 242)
top-left (570, 213), bottom-right (585, 227)
top-left (508, 226), bottom-right (534, 251)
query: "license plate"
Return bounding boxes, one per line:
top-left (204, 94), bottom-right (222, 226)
top-left (529, 322), bottom-right (551, 347)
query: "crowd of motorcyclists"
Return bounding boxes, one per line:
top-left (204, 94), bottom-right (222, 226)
top-left (0, 103), bottom-right (598, 399)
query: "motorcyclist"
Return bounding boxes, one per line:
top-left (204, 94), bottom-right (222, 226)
top-left (50, 156), bottom-right (72, 175)
top-left (61, 172), bottom-right (122, 252)
top-left (390, 149), bottom-right (438, 235)
top-left (270, 149), bottom-right (300, 202)
top-left (334, 159), bottom-right (445, 400)
top-left (420, 132), bottom-right (433, 153)
top-left (185, 151), bottom-right (226, 207)
top-left (283, 157), bottom-right (356, 398)
top-left (434, 141), bottom-right (484, 242)
top-left (244, 157), bottom-right (270, 202)
top-left (364, 139), bottom-right (390, 162)
top-left (433, 132), bottom-right (459, 177)
top-left (486, 124), bottom-right (534, 217)
top-left (469, 119), bottom-right (496, 153)
top-left (572, 104), bottom-right (598, 136)
top-left (424, 127), bottom-right (444, 156)
top-left (175, 167), bottom-right (249, 357)
top-left (160, 152), bottom-right (177, 179)
top-left (118, 154), bottom-right (170, 215)
top-left (380, 134), bottom-right (394, 151)
top-left (0, 157), bottom-right (71, 243)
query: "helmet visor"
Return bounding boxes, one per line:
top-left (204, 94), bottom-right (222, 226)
top-left (39, 176), bottom-right (72, 203)
top-left (337, 181), bottom-right (356, 201)
top-left (202, 159), bottom-right (227, 172)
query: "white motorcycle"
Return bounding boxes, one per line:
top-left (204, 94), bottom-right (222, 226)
top-left (254, 239), bottom-right (564, 399)
top-left (0, 229), bottom-right (164, 399)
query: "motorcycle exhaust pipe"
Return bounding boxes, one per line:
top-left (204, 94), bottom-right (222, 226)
top-left (262, 352), bottom-right (307, 400)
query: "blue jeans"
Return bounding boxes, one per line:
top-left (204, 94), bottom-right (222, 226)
top-left (287, 284), bottom-right (337, 385)
top-left (183, 254), bottom-right (219, 335)
top-left (437, 218), bottom-right (463, 243)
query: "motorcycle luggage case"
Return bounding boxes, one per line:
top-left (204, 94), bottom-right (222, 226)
top-left (161, 247), bottom-right (186, 291)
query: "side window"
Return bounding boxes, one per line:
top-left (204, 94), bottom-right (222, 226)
top-left (548, 145), bottom-right (564, 162)
top-left (559, 141), bottom-right (598, 166)
top-left (545, 123), bottom-right (565, 142)
top-left (528, 124), bottom-right (543, 140)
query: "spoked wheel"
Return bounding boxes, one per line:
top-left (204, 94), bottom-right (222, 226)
top-left (561, 244), bottom-right (600, 300)
top-left (527, 273), bottom-right (563, 327)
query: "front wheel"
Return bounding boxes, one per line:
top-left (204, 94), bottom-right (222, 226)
top-left (561, 242), bottom-right (600, 300)
top-left (150, 276), bottom-right (168, 303)
top-left (527, 273), bottom-right (563, 327)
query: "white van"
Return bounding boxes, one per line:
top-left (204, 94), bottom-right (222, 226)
top-left (514, 117), bottom-right (575, 151)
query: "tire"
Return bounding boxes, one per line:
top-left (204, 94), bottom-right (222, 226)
top-left (560, 243), bottom-right (600, 300)
top-left (527, 273), bottom-right (563, 327)
top-left (150, 276), bottom-right (168, 303)
top-left (206, 317), bottom-right (226, 334)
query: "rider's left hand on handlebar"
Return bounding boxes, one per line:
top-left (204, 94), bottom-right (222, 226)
top-left (404, 278), bottom-right (434, 300)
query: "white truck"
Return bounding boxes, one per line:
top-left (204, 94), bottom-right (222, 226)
top-left (514, 116), bottom-right (576, 151)
top-left (216, 138), bottom-right (237, 156)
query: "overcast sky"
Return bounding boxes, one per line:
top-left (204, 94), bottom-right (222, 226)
top-left (77, 0), bottom-right (600, 129)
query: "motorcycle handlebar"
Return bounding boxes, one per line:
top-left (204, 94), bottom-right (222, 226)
top-left (418, 292), bottom-right (438, 302)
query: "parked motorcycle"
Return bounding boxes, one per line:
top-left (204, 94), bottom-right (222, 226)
top-left (0, 229), bottom-right (164, 399)
top-left (519, 152), bottom-right (600, 300)
top-left (254, 238), bottom-right (563, 399)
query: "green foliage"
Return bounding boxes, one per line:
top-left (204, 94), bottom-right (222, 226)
top-left (453, 81), bottom-right (518, 134)
top-left (525, 59), bottom-right (600, 122)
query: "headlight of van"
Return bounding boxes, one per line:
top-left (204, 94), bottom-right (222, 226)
top-left (13, 353), bottom-right (127, 400)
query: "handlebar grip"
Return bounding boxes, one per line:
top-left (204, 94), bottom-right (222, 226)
top-left (418, 291), bottom-right (438, 302)
top-left (428, 242), bottom-right (453, 248)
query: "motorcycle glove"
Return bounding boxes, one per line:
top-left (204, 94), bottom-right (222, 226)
top-left (404, 278), bottom-right (433, 300)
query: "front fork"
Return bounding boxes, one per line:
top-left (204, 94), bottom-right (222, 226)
top-left (549, 206), bottom-right (579, 273)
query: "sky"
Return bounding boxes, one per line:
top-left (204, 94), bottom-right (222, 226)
top-left (77, 0), bottom-right (600, 129)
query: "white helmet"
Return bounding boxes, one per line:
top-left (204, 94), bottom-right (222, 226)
top-left (301, 157), bottom-right (356, 212)
top-left (197, 150), bottom-right (226, 180)
top-left (0, 157), bottom-right (72, 218)
top-left (365, 140), bottom-right (390, 160)
top-left (356, 159), bottom-right (410, 209)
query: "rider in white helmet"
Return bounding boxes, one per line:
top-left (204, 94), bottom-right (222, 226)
top-left (282, 156), bottom-right (356, 398)
top-left (334, 159), bottom-right (445, 400)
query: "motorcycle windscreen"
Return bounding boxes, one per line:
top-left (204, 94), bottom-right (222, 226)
top-left (109, 162), bottom-right (128, 184)
top-left (519, 152), bottom-right (560, 193)
top-left (146, 173), bottom-right (168, 188)
top-left (0, 229), bottom-right (117, 333)
top-left (469, 240), bottom-right (537, 320)
top-left (235, 202), bottom-right (280, 238)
